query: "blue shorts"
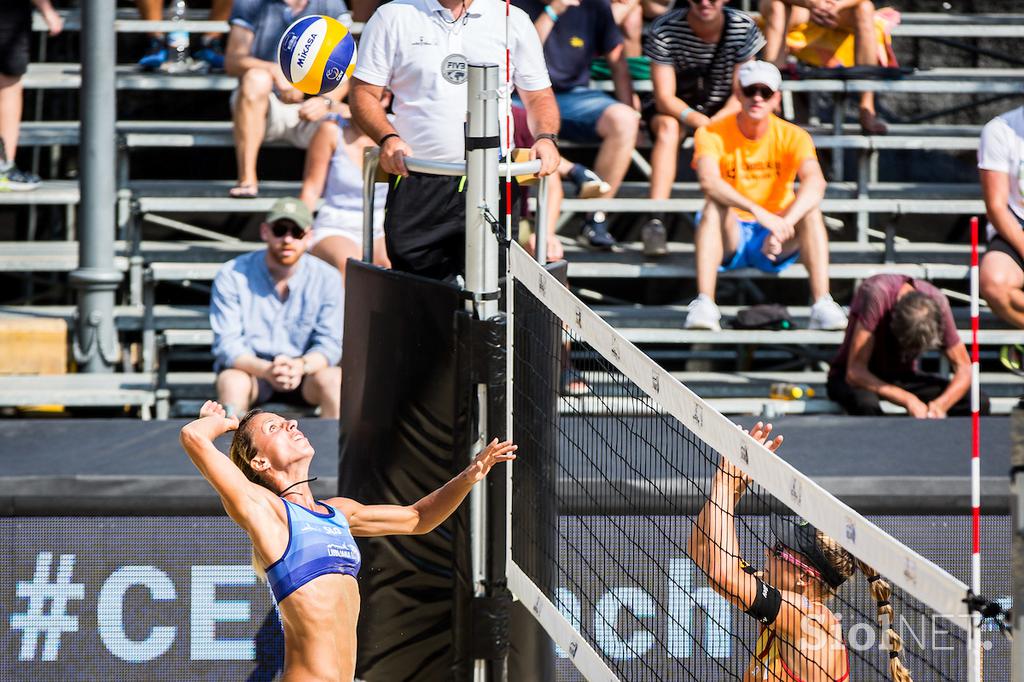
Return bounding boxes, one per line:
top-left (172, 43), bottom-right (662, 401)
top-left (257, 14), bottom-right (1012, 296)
top-left (696, 211), bottom-right (800, 274)
top-left (553, 88), bottom-right (618, 143)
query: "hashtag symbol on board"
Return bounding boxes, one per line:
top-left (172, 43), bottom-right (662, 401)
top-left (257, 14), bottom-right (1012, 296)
top-left (9, 552), bottom-right (84, 661)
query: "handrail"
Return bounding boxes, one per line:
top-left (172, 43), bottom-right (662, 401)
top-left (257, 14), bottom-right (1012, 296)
top-left (362, 149), bottom-right (547, 264)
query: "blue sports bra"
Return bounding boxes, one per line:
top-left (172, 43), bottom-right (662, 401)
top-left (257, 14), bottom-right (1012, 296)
top-left (265, 498), bottom-right (361, 603)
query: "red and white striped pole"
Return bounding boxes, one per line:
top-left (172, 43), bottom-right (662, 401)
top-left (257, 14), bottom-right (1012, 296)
top-left (970, 215), bottom-right (983, 682)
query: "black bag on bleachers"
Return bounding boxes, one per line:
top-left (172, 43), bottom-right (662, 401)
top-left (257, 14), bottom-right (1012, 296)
top-left (731, 304), bottom-right (795, 330)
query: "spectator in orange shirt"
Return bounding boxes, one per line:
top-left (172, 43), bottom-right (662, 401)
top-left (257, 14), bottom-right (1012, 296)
top-left (685, 60), bottom-right (846, 332)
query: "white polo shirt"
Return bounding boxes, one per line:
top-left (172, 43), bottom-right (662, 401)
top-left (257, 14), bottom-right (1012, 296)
top-left (354, 0), bottom-right (550, 164)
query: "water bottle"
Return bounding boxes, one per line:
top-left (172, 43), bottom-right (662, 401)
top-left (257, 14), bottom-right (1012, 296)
top-left (166, 0), bottom-right (190, 72)
top-left (769, 383), bottom-right (815, 400)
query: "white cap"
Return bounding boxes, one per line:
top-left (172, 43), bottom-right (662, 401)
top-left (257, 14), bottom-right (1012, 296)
top-left (738, 61), bottom-right (782, 91)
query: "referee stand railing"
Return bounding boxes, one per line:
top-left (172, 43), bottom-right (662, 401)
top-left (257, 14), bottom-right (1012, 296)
top-left (361, 63), bottom-right (545, 682)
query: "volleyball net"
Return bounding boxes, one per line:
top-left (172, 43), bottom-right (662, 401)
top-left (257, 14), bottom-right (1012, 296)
top-left (504, 244), bottom-right (987, 681)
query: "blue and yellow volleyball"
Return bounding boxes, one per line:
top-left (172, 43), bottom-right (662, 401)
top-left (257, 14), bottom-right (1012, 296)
top-left (277, 15), bottom-right (357, 96)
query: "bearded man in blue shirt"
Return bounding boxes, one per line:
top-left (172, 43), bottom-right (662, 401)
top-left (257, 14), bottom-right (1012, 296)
top-left (210, 198), bottom-right (344, 418)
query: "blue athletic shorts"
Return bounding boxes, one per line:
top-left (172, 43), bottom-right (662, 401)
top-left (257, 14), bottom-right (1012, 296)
top-left (695, 210), bottom-right (800, 274)
top-left (554, 88), bottom-right (619, 143)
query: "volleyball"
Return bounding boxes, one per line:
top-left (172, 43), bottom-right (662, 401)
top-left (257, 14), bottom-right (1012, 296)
top-left (277, 15), bottom-right (357, 96)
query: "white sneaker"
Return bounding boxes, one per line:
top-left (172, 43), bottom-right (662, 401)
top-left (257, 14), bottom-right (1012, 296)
top-left (808, 294), bottom-right (848, 330)
top-left (684, 295), bottom-right (722, 331)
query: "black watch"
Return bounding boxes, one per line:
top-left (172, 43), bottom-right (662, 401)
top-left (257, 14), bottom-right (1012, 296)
top-left (535, 132), bottom-right (559, 148)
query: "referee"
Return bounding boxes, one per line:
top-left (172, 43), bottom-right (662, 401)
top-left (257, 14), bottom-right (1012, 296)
top-left (351, 0), bottom-right (561, 282)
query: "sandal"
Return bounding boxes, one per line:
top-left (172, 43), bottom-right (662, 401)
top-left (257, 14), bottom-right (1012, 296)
top-left (228, 183), bottom-right (259, 198)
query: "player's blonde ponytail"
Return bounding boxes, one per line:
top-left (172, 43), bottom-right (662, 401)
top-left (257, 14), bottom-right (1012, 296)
top-left (857, 560), bottom-right (914, 682)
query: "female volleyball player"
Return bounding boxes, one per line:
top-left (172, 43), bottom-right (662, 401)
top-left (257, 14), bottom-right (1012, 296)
top-left (690, 422), bottom-right (912, 682)
top-left (180, 400), bottom-right (517, 681)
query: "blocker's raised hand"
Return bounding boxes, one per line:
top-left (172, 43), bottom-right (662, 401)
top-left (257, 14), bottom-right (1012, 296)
top-left (464, 438), bottom-right (518, 483)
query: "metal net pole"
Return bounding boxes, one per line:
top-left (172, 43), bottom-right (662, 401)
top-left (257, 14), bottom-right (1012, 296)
top-left (1012, 405), bottom-right (1024, 682)
top-left (465, 62), bottom-right (502, 681)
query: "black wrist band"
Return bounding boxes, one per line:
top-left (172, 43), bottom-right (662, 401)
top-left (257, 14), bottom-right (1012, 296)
top-left (379, 132), bottom-right (400, 147)
top-left (535, 132), bottom-right (559, 148)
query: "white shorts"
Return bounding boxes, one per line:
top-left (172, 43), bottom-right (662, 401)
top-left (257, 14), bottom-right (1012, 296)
top-left (311, 208), bottom-right (385, 248)
top-left (229, 89), bottom-right (320, 148)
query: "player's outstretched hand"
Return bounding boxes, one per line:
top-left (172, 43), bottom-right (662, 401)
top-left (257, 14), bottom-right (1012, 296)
top-left (464, 438), bottom-right (517, 483)
top-left (749, 421), bottom-right (783, 453)
top-left (199, 400), bottom-right (240, 430)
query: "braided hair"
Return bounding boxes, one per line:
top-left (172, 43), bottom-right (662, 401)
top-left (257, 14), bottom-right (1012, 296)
top-left (816, 532), bottom-right (914, 682)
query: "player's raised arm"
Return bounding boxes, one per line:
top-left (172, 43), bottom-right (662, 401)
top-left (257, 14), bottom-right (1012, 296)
top-left (179, 400), bottom-right (267, 522)
top-left (330, 438), bottom-right (518, 537)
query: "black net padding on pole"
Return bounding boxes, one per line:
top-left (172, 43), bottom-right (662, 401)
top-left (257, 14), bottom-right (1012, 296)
top-left (338, 261), bottom-right (471, 681)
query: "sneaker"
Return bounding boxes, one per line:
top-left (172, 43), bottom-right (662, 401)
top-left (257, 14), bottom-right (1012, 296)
top-left (193, 36), bottom-right (225, 71)
top-left (1000, 344), bottom-right (1024, 377)
top-left (0, 165), bottom-right (40, 191)
top-left (137, 37), bottom-right (169, 71)
top-left (641, 218), bottom-right (669, 257)
top-left (578, 213), bottom-right (617, 250)
top-left (808, 294), bottom-right (848, 330)
top-left (683, 294), bottom-right (721, 331)
top-left (568, 163), bottom-right (611, 199)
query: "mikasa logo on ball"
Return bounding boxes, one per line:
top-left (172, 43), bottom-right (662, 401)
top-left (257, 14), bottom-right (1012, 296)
top-left (297, 33), bottom-right (319, 68)
top-left (442, 53), bottom-right (468, 85)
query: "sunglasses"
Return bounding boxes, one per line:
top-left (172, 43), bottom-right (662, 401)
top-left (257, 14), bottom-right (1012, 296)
top-left (769, 544), bottom-right (822, 580)
top-left (741, 84), bottom-right (776, 100)
top-left (270, 222), bottom-right (308, 239)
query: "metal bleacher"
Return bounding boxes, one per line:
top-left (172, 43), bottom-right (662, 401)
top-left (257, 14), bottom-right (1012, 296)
top-left (3, 6), bottom-right (1024, 417)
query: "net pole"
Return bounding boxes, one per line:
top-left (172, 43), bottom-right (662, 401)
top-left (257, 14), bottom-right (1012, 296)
top-left (535, 174), bottom-right (549, 263)
top-left (1012, 406), bottom-right (1024, 682)
top-left (465, 62), bottom-right (502, 682)
top-left (361, 147), bottom-right (380, 263)
top-left (970, 214), bottom-right (983, 682)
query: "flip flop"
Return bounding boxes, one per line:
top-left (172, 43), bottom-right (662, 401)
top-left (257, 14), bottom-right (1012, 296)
top-left (228, 183), bottom-right (259, 198)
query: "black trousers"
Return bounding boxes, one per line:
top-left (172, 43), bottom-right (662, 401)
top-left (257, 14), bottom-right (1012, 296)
top-left (383, 172), bottom-right (520, 283)
top-left (826, 371), bottom-right (990, 416)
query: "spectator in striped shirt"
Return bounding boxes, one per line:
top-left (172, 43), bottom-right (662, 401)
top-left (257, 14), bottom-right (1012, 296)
top-left (640, 0), bottom-right (764, 257)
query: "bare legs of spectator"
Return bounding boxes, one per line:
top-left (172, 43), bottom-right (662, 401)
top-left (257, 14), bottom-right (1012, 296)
top-left (232, 69), bottom-right (273, 196)
top-left (758, 0), bottom-right (887, 134)
top-left (759, 0), bottom-right (790, 72)
top-left (839, 0), bottom-right (887, 134)
top-left (0, 74), bottom-right (22, 161)
top-left (648, 114), bottom-right (681, 203)
top-left (311, 236), bottom-right (390, 281)
top-left (693, 200), bottom-right (740, 301)
top-left (693, 200), bottom-right (831, 303)
top-left (216, 368), bottom-right (260, 417)
top-left (301, 367), bottom-right (342, 419)
top-left (640, 113), bottom-right (683, 256)
top-left (611, 0), bottom-right (644, 58)
top-left (794, 207), bottom-right (831, 303)
top-left (981, 252), bottom-right (1024, 328)
top-left (216, 366), bottom-right (342, 419)
top-left (593, 103), bottom-right (639, 197)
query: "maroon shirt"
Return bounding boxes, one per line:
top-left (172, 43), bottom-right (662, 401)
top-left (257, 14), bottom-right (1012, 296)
top-left (829, 274), bottom-right (961, 381)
